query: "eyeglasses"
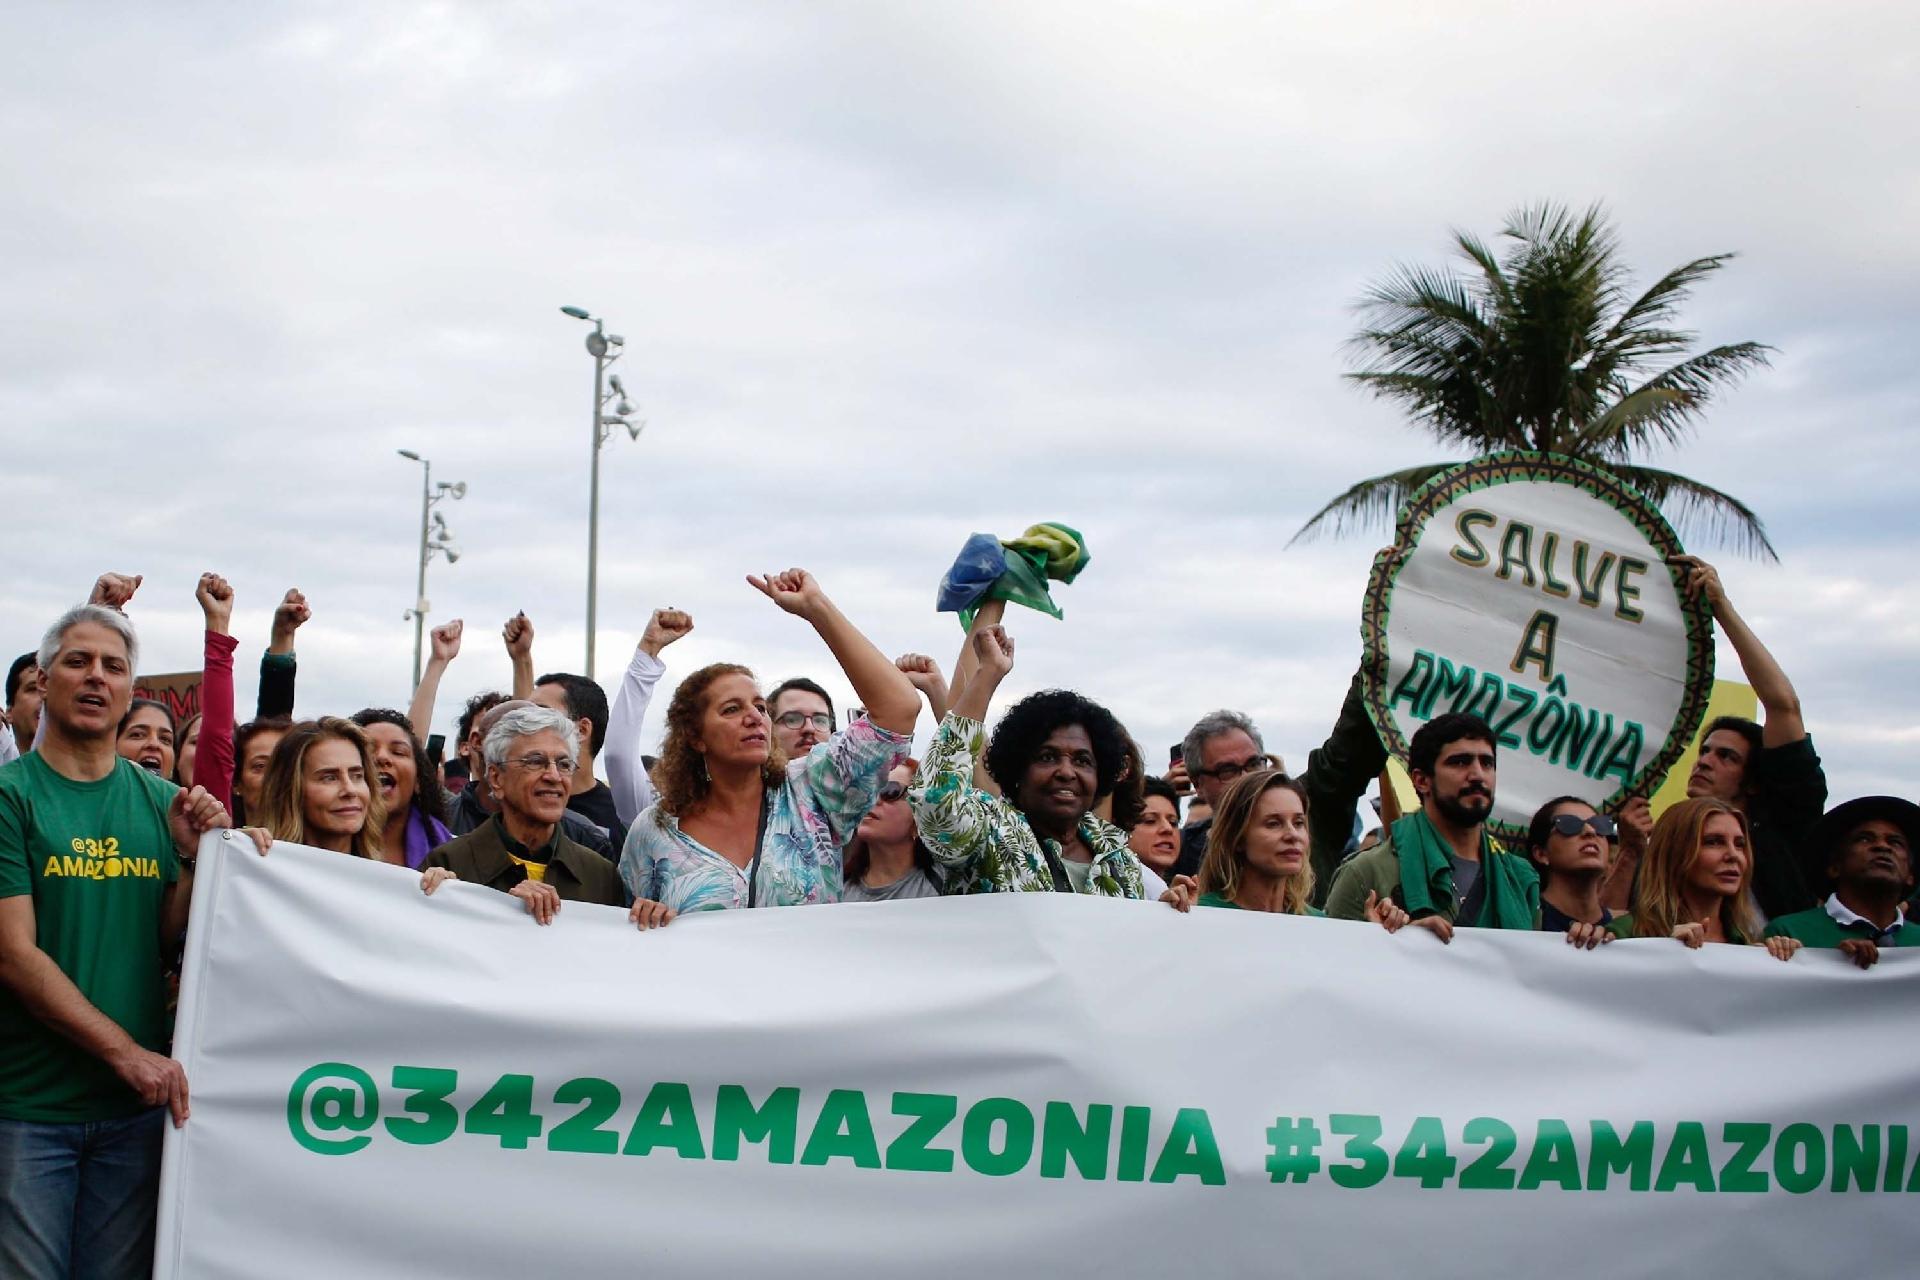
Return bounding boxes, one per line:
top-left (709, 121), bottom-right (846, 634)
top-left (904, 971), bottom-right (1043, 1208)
top-left (1199, 755), bottom-right (1273, 783)
top-left (875, 780), bottom-right (908, 804)
top-left (774, 711), bottom-right (833, 732)
top-left (505, 753), bottom-right (576, 776)
top-left (1549, 813), bottom-right (1617, 839)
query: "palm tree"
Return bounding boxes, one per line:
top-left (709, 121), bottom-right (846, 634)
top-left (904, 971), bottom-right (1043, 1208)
top-left (1295, 203), bottom-right (1777, 559)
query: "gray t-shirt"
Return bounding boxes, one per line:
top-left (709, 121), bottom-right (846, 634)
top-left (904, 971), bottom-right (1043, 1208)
top-left (1451, 853), bottom-right (1484, 924)
top-left (842, 866), bottom-right (942, 903)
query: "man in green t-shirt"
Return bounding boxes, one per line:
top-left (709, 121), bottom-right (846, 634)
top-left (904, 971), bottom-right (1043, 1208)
top-left (0, 602), bottom-right (232, 1280)
top-left (1765, 795), bottom-right (1920, 969)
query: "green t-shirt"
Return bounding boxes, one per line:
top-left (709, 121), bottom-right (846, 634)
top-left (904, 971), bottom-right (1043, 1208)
top-left (0, 753), bottom-right (180, 1121)
top-left (1196, 891), bottom-right (1325, 917)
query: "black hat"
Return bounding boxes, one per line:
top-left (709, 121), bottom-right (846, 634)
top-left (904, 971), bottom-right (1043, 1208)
top-left (1803, 796), bottom-right (1920, 891)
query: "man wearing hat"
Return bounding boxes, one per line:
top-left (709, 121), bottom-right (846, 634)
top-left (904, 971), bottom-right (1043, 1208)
top-left (1763, 796), bottom-right (1920, 968)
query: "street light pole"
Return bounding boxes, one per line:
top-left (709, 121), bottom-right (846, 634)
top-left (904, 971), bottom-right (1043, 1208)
top-left (586, 321), bottom-right (606, 679)
top-left (560, 306), bottom-right (644, 681)
top-left (411, 455), bottom-right (432, 686)
top-left (397, 449), bottom-right (466, 690)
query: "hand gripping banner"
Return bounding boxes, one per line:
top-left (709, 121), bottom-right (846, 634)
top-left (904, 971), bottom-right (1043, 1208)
top-left (160, 834), bottom-right (1918, 1278)
top-left (1360, 451), bottom-right (1716, 838)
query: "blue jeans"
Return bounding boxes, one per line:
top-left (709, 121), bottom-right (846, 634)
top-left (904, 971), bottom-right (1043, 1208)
top-left (0, 1108), bottom-right (165, 1280)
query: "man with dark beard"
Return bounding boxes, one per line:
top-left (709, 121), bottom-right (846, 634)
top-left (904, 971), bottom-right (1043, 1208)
top-left (1324, 713), bottom-right (1540, 938)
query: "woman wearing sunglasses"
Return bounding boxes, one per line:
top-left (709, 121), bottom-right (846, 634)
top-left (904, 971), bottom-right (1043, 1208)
top-left (842, 760), bottom-right (945, 902)
top-left (1525, 797), bottom-right (1619, 949)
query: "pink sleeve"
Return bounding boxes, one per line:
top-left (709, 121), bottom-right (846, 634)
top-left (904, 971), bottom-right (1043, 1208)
top-left (194, 630), bottom-right (239, 811)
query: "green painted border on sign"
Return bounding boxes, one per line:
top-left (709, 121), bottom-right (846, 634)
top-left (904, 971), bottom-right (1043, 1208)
top-left (1359, 451), bottom-right (1716, 840)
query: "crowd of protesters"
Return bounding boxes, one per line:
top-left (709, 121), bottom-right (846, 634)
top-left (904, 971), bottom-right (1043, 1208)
top-left (1, 555), bottom-right (1914, 1280)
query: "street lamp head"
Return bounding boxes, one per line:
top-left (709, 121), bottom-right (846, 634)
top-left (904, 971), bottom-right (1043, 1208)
top-left (624, 420), bottom-right (646, 442)
top-left (560, 306), bottom-right (592, 320)
top-left (443, 547), bottom-right (461, 565)
top-left (444, 481), bottom-right (467, 500)
top-left (615, 399), bottom-right (635, 416)
top-left (398, 449), bottom-right (422, 461)
top-left (608, 374), bottom-right (626, 396)
top-left (585, 332), bottom-right (609, 358)
top-left (605, 334), bottom-right (625, 347)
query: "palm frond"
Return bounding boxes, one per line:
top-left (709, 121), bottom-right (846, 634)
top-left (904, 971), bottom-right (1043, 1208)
top-left (1288, 462), bottom-right (1458, 546)
top-left (1603, 463), bottom-right (1779, 562)
top-left (1577, 341), bottom-right (1774, 456)
top-left (1599, 253), bottom-right (1738, 348)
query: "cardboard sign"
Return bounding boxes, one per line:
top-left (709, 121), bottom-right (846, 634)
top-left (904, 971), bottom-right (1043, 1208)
top-left (1360, 452), bottom-right (1714, 838)
top-left (134, 670), bottom-right (203, 724)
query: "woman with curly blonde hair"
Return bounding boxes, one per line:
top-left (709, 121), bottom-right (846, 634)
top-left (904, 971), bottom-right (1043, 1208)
top-left (253, 717), bottom-right (387, 860)
top-left (618, 570), bottom-right (918, 920)
top-left (1198, 769), bottom-right (1407, 931)
top-left (1612, 796), bottom-right (1799, 961)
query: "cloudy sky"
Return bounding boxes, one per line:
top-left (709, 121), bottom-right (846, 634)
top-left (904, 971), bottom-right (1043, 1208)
top-left (5, 1), bottom-right (1914, 805)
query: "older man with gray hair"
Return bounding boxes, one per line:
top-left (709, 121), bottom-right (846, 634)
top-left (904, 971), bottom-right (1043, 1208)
top-left (422, 705), bottom-right (626, 921)
top-left (1170, 667), bottom-right (1388, 905)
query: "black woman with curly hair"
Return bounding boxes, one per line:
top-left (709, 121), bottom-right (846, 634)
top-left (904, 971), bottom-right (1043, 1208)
top-left (911, 617), bottom-right (1171, 901)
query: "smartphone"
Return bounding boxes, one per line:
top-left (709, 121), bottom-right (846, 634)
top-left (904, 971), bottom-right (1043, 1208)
top-left (1169, 744), bottom-right (1184, 766)
top-left (425, 733), bottom-right (446, 766)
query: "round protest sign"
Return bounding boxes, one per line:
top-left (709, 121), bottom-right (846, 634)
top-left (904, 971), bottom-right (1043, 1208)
top-left (1361, 452), bottom-right (1714, 839)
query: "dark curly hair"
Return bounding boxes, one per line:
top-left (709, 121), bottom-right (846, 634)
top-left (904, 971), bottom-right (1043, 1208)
top-left (985, 689), bottom-right (1129, 808)
top-left (653, 663), bottom-right (786, 820)
top-left (350, 707), bottom-right (450, 828)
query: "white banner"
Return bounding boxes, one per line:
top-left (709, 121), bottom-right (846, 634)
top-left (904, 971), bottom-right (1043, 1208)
top-left (160, 834), bottom-right (1920, 1278)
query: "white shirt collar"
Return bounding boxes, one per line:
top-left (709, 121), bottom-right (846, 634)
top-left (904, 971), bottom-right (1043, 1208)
top-left (1824, 892), bottom-right (1906, 932)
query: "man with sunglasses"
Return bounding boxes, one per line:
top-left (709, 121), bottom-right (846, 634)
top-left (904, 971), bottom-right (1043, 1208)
top-left (768, 677), bottom-right (836, 760)
top-left (423, 706), bottom-right (625, 920)
top-left (1172, 666), bottom-right (1387, 903)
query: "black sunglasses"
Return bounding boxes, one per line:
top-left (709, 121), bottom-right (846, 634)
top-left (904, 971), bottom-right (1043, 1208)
top-left (876, 780), bottom-right (908, 803)
top-left (1550, 813), bottom-right (1617, 839)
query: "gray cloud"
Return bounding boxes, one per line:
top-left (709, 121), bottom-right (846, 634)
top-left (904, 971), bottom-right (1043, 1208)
top-left (4, 1), bottom-right (1913, 808)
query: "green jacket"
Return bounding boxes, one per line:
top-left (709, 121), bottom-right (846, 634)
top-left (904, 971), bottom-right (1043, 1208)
top-left (1197, 891), bottom-right (1325, 917)
top-left (425, 816), bottom-right (627, 908)
top-left (1324, 826), bottom-right (1541, 928)
top-left (1607, 912), bottom-right (1752, 945)
top-left (1764, 905), bottom-right (1920, 950)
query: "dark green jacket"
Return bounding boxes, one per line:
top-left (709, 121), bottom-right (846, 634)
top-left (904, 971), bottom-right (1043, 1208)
top-left (425, 817), bottom-right (627, 907)
top-left (1764, 905), bottom-right (1920, 950)
top-left (1324, 830), bottom-right (1541, 928)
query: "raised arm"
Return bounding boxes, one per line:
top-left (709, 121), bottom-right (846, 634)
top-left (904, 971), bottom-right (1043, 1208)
top-left (407, 620), bottom-right (463, 739)
top-left (909, 627), bottom-right (1016, 875)
top-left (945, 598), bottom-right (1006, 714)
top-left (192, 573), bottom-right (238, 809)
top-left (503, 612), bottom-right (535, 701)
top-left (1301, 664), bottom-right (1390, 895)
top-left (747, 570), bottom-right (919, 735)
top-left (895, 653), bottom-right (951, 722)
top-left (257, 588), bottom-right (308, 719)
top-left (1672, 555), bottom-right (1803, 746)
top-left (606, 609), bottom-right (692, 825)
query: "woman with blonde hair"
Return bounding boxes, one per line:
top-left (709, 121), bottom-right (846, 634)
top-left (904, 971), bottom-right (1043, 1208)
top-left (1613, 796), bottom-right (1799, 961)
top-left (253, 717), bottom-right (387, 860)
top-left (1197, 769), bottom-right (1406, 931)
